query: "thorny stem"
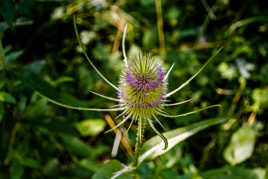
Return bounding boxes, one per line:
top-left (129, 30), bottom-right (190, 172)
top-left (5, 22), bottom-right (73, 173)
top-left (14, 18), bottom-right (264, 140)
top-left (134, 118), bottom-right (146, 166)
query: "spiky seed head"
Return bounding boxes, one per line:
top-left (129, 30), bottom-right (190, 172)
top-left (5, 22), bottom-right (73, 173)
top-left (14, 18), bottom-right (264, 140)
top-left (118, 54), bottom-right (167, 120)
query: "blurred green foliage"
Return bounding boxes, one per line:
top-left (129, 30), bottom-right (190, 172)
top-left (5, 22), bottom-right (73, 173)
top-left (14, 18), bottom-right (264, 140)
top-left (1, 0), bottom-right (268, 178)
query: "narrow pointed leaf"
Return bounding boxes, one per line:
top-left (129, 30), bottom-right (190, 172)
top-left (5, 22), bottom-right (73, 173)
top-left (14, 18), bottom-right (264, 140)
top-left (138, 117), bottom-right (231, 164)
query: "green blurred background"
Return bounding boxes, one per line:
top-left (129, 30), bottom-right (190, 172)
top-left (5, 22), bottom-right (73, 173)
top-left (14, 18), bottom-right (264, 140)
top-left (0, 0), bottom-right (268, 178)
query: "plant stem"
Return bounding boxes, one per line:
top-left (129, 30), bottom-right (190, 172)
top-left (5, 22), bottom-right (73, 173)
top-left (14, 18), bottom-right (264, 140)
top-left (134, 118), bottom-right (146, 166)
top-left (155, 0), bottom-right (166, 59)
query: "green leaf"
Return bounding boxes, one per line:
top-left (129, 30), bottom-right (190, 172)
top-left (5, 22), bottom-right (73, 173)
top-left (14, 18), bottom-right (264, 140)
top-left (19, 157), bottom-right (41, 169)
top-left (200, 166), bottom-right (261, 179)
top-left (43, 158), bottom-right (60, 176)
top-left (92, 160), bottom-right (133, 179)
top-left (138, 117), bottom-right (231, 164)
top-left (60, 135), bottom-right (95, 158)
top-left (60, 135), bottom-right (108, 158)
top-left (0, 92), bottom-right (16, 104)
top-left (224, 125), bottom-right (256, 165)
top-left (252, 168), bottom-right (267, 179)
top-left (25, 98), bottom-right (52, 117)
top-left (54, 76), bottom-right (75, 85)
top-left (251, 88), bottom-right (268, 112)
top-left (79, 159), bottom-right (99, 172)
top-left (6, 50), bottom-right (23, 63)
top-left (75, 119), bottom-right (106, 136)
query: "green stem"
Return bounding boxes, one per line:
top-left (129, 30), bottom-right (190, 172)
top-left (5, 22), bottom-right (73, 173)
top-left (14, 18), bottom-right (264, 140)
top-left (134, 118), bottom-right (146, 166)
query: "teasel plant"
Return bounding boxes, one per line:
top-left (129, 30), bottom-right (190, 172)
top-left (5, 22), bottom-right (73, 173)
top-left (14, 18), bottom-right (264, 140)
top-left (38, 15), bottom-right (228, 178)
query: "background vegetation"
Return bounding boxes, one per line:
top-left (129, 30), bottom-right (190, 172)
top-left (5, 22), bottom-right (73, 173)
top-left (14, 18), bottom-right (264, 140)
top-left (0, 0), bottom-right (268, 178)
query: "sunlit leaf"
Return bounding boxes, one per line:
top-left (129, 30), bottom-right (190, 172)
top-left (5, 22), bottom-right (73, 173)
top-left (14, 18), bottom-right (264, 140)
top-left (252, 168), bottom-right (267, 179)
top-left (251, 88), bottom-right (268, 112)
top-left (138, 117), bottom-right (231, 164)
top-left (224, 125), bottom-right (256, 165)
top-left (75, 119), bottom-right (106, 136)
top-left (0, 92), bottom-right (16, 104)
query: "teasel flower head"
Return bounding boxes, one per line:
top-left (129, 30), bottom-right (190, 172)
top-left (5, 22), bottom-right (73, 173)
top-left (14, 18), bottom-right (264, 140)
top-left (118, 55), bottom-right (167, 121)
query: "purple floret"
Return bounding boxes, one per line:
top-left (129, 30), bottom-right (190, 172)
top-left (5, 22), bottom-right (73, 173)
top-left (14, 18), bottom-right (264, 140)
top-left (124, 66), bottom-right (165, 92)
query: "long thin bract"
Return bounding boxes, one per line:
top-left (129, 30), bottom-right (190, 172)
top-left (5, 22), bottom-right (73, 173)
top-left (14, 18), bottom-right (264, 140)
top-left (73, 15), bottom-right (119, 91)
top-left (122, 24), bottom-right (128, 67)
top-left (163, 98), bottom-right (192, 107)
top-left (164, 63), bottom-right (174, 81)
top-left (153, 114), bottom-right (166, 130)
top-left (89, 90), bottom-right (120, 102)
top-left (157, 104), bottom-right (221, 118)
top-left (105, 113), bottom-right (132, 133)
top-left (164, 47), bottom-right (223, 98)
top-left (127, 118), bottom-right (135, 132)
top-left (38, 93), bottom-right (124, 111)
top-left (148, 119), bottom-right (168, 150)
top-left (115, 110), bottom-right (129, 119)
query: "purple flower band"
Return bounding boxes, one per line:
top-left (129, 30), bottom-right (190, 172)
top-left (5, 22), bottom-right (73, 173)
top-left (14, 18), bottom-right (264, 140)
top-left (125, 66), bottom-right (165, 92)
